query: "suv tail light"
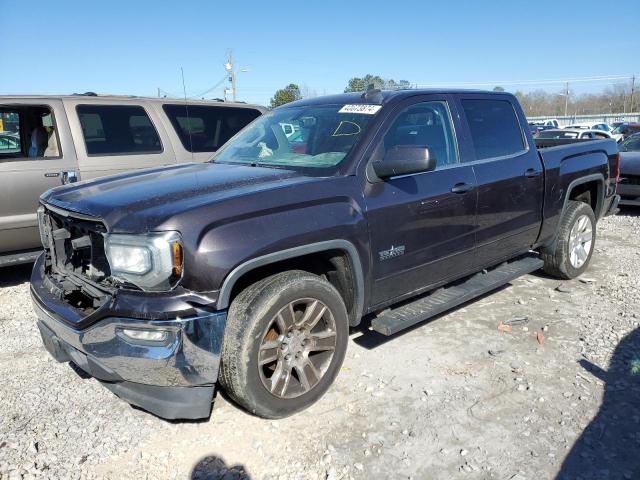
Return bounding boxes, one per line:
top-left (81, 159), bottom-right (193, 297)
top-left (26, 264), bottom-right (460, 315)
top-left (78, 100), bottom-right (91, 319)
top-left (615, 153), bottom-right (621, 183)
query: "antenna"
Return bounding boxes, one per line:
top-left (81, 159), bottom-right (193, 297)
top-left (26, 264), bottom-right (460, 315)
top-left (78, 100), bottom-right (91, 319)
top-left (181, 67), bottom-right (195, 160)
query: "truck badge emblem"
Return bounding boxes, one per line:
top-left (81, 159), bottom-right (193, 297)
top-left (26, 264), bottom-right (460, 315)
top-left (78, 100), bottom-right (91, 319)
top-left (379, 245), bottom-right (405, 261)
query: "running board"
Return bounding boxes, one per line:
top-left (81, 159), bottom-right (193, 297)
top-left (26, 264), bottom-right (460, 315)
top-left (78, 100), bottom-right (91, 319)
top-left (0, 249), bottom-right (42, 267)
top-left (371, 255), bottom-right (544, 336)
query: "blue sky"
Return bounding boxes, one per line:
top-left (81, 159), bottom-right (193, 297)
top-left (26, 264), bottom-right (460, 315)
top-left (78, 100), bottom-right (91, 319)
top-left (2, 0), bottom-right (639, 105)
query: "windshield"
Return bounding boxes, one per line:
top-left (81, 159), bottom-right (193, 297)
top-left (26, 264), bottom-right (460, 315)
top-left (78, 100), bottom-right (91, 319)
top-left (620, 135), bottom-right (640, 152)
top-left (212, 104), bottom-right (379, 175)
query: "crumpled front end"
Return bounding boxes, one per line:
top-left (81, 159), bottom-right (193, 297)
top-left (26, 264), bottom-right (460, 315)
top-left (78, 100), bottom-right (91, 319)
top-left (31, 203), bottom-right (227, 420)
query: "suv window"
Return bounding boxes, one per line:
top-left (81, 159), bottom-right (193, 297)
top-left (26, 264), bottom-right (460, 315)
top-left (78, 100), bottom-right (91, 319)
top-left (462, 99), bottom-right (525, 160)
top-left (77, 105), bottom-right (162, 156)
top-left (0, 106), bottom-right (61, 161)
top-left (0, 111), bottom-right (21, 156)
top-left (378, 100), bottom-right (459, 168)
top-left (163, 104), bottom-right (261, 153)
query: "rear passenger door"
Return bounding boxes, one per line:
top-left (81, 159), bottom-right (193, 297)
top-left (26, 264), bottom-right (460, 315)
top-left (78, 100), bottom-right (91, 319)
top-left (65, 100), bottom-right (176, 180)
top-left (0, 100), bottom-right (77, 253)
top-left (457, 95), bottom-right (544, 268)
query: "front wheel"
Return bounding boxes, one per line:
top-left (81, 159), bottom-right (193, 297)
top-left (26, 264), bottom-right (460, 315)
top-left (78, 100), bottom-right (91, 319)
top-left (219, 270), bottom-right (349, 418)
top-left (541, 200), bottom-right (596, 279)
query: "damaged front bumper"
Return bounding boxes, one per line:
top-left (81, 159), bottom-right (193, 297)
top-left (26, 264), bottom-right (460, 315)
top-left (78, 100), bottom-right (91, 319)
top-left (30, 254), bottom-right (227, 420)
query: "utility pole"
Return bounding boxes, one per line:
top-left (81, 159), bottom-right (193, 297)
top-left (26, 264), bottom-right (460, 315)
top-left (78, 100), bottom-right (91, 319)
top-left (157, 87), bottom-right (161, 98)
top-left (631, 75), bottom-right (636, 113)
top-left (224, 49), bottom-right (237, 102)
top-left (564, 82), bottom-right (569, 117)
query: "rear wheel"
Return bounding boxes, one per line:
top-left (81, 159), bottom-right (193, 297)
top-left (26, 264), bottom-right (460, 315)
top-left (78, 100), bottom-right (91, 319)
top-left (219, 270), bottom-right (348, 418)
top-left (541, 200), bottom-right (596, 279)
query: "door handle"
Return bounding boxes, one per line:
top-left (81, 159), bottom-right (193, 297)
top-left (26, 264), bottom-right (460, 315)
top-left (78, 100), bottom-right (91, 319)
top-left (524, 168), bottom-right (542, 178)
top-left (450, 182), bottom-right (474, 194)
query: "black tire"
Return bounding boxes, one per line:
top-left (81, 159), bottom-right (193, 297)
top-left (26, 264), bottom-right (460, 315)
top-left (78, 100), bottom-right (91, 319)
top-left (541, 200), bottom-right (596, 279)
top-left (219, 270), bottom-right (349, 419)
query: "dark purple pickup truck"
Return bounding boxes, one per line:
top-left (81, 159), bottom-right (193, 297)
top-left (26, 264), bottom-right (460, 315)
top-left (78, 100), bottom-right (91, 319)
top-left (31, 89), bottom-right (620, 420)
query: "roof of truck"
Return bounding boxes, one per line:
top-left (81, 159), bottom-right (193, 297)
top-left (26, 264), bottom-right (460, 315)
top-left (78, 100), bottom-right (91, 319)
top-left (283, 88), bottom-right (506, 108)
top-left (0, 94), bottom-right (265, 109)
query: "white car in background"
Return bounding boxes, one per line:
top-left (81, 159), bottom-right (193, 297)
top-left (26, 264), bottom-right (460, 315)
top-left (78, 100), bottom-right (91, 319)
top-left (537, 128), bottom-right (614, 140)
top-left (530, 118), bottom-right (559, 128)
top-left (563, 122), bottom-right (613, 135)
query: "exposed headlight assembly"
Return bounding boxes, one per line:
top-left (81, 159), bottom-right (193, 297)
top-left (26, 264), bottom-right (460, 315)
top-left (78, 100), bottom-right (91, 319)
top-left (37, 205), bottom-right (50, 248)
top-left (104, 232), bottom-right (183, 292)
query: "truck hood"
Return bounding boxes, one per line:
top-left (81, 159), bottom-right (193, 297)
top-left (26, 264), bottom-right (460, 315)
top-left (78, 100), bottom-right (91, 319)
top-left (42, 162), bottom-right (312, 231)
top-left (620, 151), bottom-right (640, 177)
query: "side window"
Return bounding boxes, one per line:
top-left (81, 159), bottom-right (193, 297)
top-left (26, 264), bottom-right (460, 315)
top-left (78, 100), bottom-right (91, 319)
top-left (0, 106), bottom-right (61, 161)
top-left (76, 105), bottom-right (162, 156)
top-left (0, 110), bottom-right (21, 157)
top-left (462, 99), bottom-right (525, 160)
top-left (162, 104), bottom-right (261, 153)
top-left (377, 100), bottom-right (459, 169)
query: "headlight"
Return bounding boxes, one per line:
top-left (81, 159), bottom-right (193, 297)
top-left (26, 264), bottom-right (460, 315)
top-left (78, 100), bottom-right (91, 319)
top-left (37, 206), bottom-right (50, 248)
top-left (104, 232), bottom-right (183, 292)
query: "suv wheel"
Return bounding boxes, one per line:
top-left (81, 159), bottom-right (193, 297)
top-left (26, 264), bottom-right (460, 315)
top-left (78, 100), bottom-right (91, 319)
top-left (219, 270), bottom-right (348, 418)
top-left (541, 200), bottom-right (596, 279)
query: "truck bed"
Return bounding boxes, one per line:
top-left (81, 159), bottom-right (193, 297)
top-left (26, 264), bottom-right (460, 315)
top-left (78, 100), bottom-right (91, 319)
top-left (534, 137), bottom-right (619, 246)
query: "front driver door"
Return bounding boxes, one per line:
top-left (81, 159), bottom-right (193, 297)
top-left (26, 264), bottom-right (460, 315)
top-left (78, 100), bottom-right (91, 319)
top-left (364, 96), bottom-right (477, 308)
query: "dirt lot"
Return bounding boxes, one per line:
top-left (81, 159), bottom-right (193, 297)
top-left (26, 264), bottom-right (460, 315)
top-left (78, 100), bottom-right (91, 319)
top-left (1, 210), bottom-right (639, 480)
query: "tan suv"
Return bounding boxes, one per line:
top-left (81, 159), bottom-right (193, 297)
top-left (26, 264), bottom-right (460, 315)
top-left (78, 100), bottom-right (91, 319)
top-left (0, 94), bottom-right (265, 266)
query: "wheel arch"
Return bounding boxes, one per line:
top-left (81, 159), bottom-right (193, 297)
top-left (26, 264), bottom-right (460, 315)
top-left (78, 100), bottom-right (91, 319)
top-left (564, 174), bottom-right (605, 219)
top-left (217, 240), bottom-right (365, 326)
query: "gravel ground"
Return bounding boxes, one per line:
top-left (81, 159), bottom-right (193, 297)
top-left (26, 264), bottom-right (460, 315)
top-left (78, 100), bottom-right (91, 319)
top-left (1, 210), bottom-right (639, 480)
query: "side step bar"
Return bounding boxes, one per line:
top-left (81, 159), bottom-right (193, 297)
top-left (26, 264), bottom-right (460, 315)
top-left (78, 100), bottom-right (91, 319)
top-left (371, 255), bottom-right (544, 336)
top-left (0, 249), bottom-right (42, 267)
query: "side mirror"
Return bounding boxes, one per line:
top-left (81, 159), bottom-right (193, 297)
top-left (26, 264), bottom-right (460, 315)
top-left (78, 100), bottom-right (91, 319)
top-left (372, 145), bottom-right (436, 179)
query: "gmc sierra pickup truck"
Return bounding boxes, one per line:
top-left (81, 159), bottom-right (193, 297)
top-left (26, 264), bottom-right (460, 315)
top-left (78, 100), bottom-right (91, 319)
top-left (31, 89), bottom-right (620, 420)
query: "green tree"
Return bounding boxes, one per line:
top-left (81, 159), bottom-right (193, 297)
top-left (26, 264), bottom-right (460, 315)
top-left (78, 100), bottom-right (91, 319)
top-left (344, 75), bottom-right (412, 93)
top-left (493, 86), bottom-right (505, 92)
top-left (270, 84), bottom-right (302, 108)
top-left (344, 74), bottom-right (386, 92)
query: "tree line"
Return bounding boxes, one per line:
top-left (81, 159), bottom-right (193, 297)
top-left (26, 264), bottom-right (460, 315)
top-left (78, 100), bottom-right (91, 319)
top-left (511, 83), bottom-right (636, 117)
top-left (270, 75), bottom-right (637, 115)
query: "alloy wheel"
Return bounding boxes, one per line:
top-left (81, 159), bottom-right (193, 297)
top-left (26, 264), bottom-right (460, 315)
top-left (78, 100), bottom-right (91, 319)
top-left (258, 298), bottom-right (337, 399)
top-left (568, 214), bottom-right (593, 268)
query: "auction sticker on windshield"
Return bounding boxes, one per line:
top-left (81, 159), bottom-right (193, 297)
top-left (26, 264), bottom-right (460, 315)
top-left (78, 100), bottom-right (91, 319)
top-left (338, 104), bottom-right (382, 115)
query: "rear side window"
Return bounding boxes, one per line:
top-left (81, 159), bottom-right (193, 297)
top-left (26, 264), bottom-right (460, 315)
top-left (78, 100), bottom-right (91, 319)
top-left (462, 99), bottom-right (525, 160)
top-left (163, 104), bottom-right (261, 153)
top-left (77, 105), bottom-right (162, 156)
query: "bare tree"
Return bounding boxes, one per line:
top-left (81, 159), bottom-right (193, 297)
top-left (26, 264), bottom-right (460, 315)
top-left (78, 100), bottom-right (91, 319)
top-left (513, 81), bottom-right (635, 117)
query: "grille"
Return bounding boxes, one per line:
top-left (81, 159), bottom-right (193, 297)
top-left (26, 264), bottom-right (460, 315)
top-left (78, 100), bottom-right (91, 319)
top-left (42, 207), bottom-right (111, 283)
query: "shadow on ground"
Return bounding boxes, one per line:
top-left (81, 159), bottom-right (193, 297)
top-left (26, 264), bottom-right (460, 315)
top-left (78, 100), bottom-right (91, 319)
top-left (557, 327), bottom-right (640, 479)
top-left (191, 455), bottom-right (250, 480)
top-left (0, 263), bottom-right (33, 288)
